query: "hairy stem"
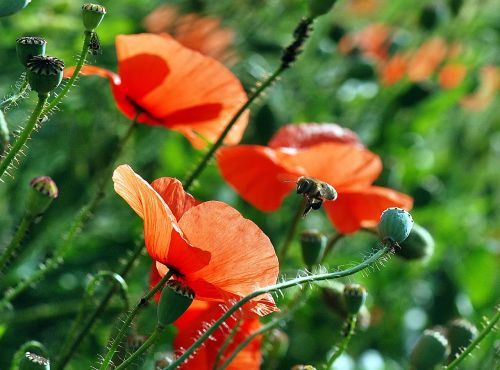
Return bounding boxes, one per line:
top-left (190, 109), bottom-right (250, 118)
top-left (114, 325), bottom-right (163, 370)
top-left (0, 212), bottom-right (34, 274)
top-left (0, 77), bottom-right (29, 110)
top-left (213, 320), bottom-right (241, 370)
top-left (325, 315), bottom-right (357, 369)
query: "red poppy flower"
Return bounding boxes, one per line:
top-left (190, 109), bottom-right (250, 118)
top-left (379, 53), bottom-right (408, 85)
top-left (113, 164), bottom-right (279, 315)
top-left (438, 63), bottom-right (467, 89)
top-left (217, 123), bottom-right (413, 234)
top-left (67, 34), bottom-right (248, 149)
top-left (407, 37), bottom-right (447, 82)
top-left (460, 65), bottom-right (499, 111)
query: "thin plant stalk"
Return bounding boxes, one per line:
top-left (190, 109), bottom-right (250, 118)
top-left (213, 320), bottom-right (241, 370)
top-left (0, 77), bottom-right (29, 110)
top-left (113, 325), bottom-right (163, 370)
top-left (98, 270), bottom-right (174, 370)
top-left (0, 212), bottom-right (33, 274)
top-left (324, 315), bottom-right (357, 369)
top-left (279, 198), bottom-right (306, 260)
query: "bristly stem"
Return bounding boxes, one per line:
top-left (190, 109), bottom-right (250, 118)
top-left (0, 212), bottom-right (34, 274)
top-left (98, 270), bottom-right (175, 370)
top-left (213, 320), bottom-right (242, 370)
top-left (164, 245), bottom-right (391, 370)
top-left (279, 198), bottom-right (306, 260)
top-left (0, 93), bottom-right (48, 179)
top-left (0, 77), bottom-right (29, 110)
top-left (113, 325), bottom-right (163, 370)
top-left (446, 305), bottom-right (500, 370)
top-left (324, 315), bottom-right (357, 368)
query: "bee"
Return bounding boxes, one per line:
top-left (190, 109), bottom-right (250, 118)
top-left (296, 176), bottom-right (337, 216)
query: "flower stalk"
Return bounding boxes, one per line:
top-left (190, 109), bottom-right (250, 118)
top-left (325, 315), bottom-right (357, 368)
top-left (0, 212), bottom-right (33, 274)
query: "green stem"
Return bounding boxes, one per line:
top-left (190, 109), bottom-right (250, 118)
top-left (0, 77), bottom-right (29, 110)
top-left (41, 31), bottom-right (92, 117)
top-left (99, 270), bottom-right (175, 370)
top-left (0, 93), bottom-right (47, 179)
top-left (182, 66), bottom-right (285, 192)
top-left (321, 233), bottom-right (345, 263)
top-left (54, 242), bottom-right (143, 370)
top-left (446, 305), bottom-right (500, 370)
top-left (0, 212), bottom-right (34, 274)
top-left (279, 198), bottom-right (306, 260)
top-left (165, 245), bottom-right (391, 370)
top-left (213, 320), bottom-right (241, 370)
top-left (324, 315), bottom-right (357, 369)
top-left (113, 325), bottom-right (163, 370)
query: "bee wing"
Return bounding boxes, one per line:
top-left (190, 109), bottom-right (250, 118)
top-left (277, 173), bottom-right (300, 183)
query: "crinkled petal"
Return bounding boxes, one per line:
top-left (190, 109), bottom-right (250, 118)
top-left (151, 177), bottom-right (200, 220)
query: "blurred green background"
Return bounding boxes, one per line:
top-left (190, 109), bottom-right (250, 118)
top-left (0, 0), bottom-right (498, 369)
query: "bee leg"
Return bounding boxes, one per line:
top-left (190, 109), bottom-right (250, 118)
top-left (302, 201), bottom-right (313, 217)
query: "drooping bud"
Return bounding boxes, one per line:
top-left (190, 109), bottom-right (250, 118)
top-left (410, 329), bottom-right (450, 370)
top-left (309, 0), bottom-right (338, 18)
top-left (155, 352), bottom-right (174, 369)
top-left (16, 37), bottom-right (47, 67)
top-left (157, 280), bottom-right (194, 327)
top-left (343, 284), bottom-right (367, 315)
top-left (26, 56), bottom-right (64, 96)
top-left (446, 319), bottom-right (478, 362)
top-left (26, 176), bottom-right (58, 217)
top-left (0, 0), bottom-right (31, 17)
top-left (263, 329), bottom-right (289, 360)
top-left (81, 4), bottom-right (106, 31)
top-left (19, 352), bottom-right (50, 370)
top-left (378, 207), bottom-right (414, 245)
top-left (300, 230), bottom-right (327, 267)
top-left (396, 223), bottom-right (434, 261)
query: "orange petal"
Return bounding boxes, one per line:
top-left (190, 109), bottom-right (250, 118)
top-left (151, 177), bottom-right (200, 220)
top-left (379, 53), bottom-right (407, 85)
top-left (407, 37), bottom-right (448, 82)
top-left (438, 63), bottom-right (467, 89)
top-left (112, 165), bottom-right (210, 274)
top-left (217, 145), bottom-right (302, 211)
top-left (268, 123), bottom-right (361, 149)
top-left (323, 186), bottom-right (413, 234)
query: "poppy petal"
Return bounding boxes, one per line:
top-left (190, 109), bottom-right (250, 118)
top-left (217, 145), bottom-right (302, 211)
top-left (323, 186), bottom-right (413, 234)
top-left (151, 177), bottom-right (200, 220)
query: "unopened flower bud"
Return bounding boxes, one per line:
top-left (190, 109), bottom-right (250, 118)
top-left (309, 0), bottom-right (338, 18)
top-left (343, 284), bottom-right (367, 315)
top-left (264, 329), bottom-right (289, 360)
top-left (155, 352), bottom-right (174, 369)
top-left (26, 56), bottom-right (64, 96)
top-left (378, 207), bottom-right (414, 244)
top-left (157, 280), bottom-right (194, 327)
top-left (446, 319), bottom-right (478, 362)
top-left (19, 352), bottom-right (50, 370)
top-left (300, 230), bottom-right (327, 267)
top-left (291, 366), bottom-right (316, 370)
top-left (396, 223), bottom-right (434, 261)
top-left (26, 176), bottom-right (58, 217)
top-left (0, 0), bottom-right (31, 17)
top-left (16, 37), bottom-right (47, 67)
top-left (82, 3), bottom-right (106, 31)
top-left (410, 329), bottom-right (449, 370)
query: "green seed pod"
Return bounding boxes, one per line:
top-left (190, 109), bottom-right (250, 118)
top-left (26, 56), bottom-right (64, 96)
top-left (396, 223), bottom-right (435, 261)
top-left (157, 280), bottom-right (194, 327)
top-left (26, 176), bottom-right (58, 217)
top-left (19, 352), bottom-right (50, 370)
top-left (410, 329), bottom-right (450, 370)
top-left (378, 207), bottom-right (414, 244)
top-left (446, 319), bottom-right (478, 362)
top-left (0, 0), bottom-right (31, 17)
top-left (82, 3), bottom-right (106, 31)
top-left (300, 230), bottom-right (327, 267)
top-left (343, 284), bottom-right (367, 315)
top-left (309, 0), bottom-right (338, 18)
top-left (16, 37), bottom-right (47, 67)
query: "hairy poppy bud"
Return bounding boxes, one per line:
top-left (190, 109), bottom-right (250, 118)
top-left (26, 56), bottom-right (64, 96)
top-left (19, 352), bottom-right (50, 370)
top-left (82, 3), bottom-right (106, 31)
top-left (300, 230), bottom-right (327, 267)
top-left (26, 176), bottom-right (58, 217)
top-left (446, 319), bottom-right (478, 362)
top-left (309, 0), bottom-right (338, 18)
top-left (16, 37), bottom-right (46, 67)
top-left (157, 280), bottom-right (194, 327)
top-left (343, 284), bottom-right (367, 315)
top-left (378, 207), bottom-right (414, 244)
top-left (0, 0), bottom-right (31, 17)
top-left (396, 223), bottom-right (434, 261)
top-left (410, 329), bottom-right (449, 370)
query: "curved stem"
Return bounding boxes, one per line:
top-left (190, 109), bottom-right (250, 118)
top-left (0, 77), bottom-right (29, 110)
top-left (279, 198), bottom-right (306, 260)
top-left (99, 270), bottom-right (174, 370)
top-left (446, 305), bottom-right (500, 370)
top-left (113, 325), bottom-right (163, 370)
top-left (321, 233), bottom-right (345, 263)
top-left (0, 212), bottom-right (33, 274)
top-left (213, 320), bottom-right (241, 370)
top-left (165, 245), bottom-right (391, 370)
top-left (324, 315), bottom-right (357, 369)
top-left (0, 93), bottom-right (47, 179)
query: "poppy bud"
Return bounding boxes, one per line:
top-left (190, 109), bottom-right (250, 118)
top-left (264, 329), bottom-right (289, 360)
top-left (300, 230), bottom-right (327, 267)
top-left (343, 284), bottom-right (367, 315)
top-left (155, 353), bottom-right (174, 369)
top-left (410, 329), bottom-right (449, 370)
top-left (26, 56), bottom-right (64, 96)
top-left (157, 280), bottom-right (194, 327)
top-left (82, 3), bottom-right (106, 31)
top-left (16, 37), bottom-right (47, 67)
top-left (309, 0), bottom-right (337, 18)
top-left (26, 176), bottom-right (58, 218)
top-left (446, 319), bottom-right (478, 362)
top-left (378, 207), bottom-right (414, 244)
top-left (0, 0), bottom-right (31, 17)
top-left (291, 366), bottom-right (316, 370)
top-left (396, 224), bottom-right (434, 261)
top-left (19, 352), bottom-right (50, 370)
